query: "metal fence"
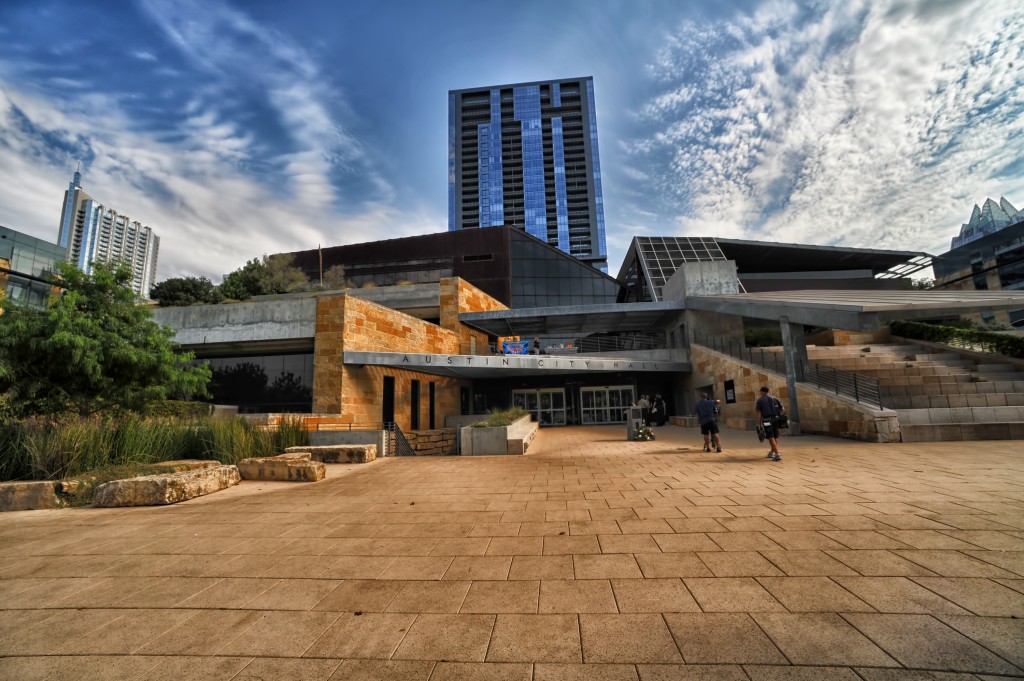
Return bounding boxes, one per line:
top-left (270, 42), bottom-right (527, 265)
top-left (693, 332), bottom-right (884, 410)
top-left (384, 422), bottom-right (416, 456)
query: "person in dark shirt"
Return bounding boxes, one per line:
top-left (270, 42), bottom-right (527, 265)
top-left (652, 394), bottom-right (668, 426)
top-left (755, 386), bottom-right (784, 461)
top-left (694, 392), bottom-right (721, 452)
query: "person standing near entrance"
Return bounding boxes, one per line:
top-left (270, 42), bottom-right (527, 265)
top-left (756, 386), bottom-right (785, 461)
top-left (653, 394), bottom-right (668, 426)
top-left (636, 394), bottom-right (651, 425)
top-left (695, 392), bottom-right (721, 452)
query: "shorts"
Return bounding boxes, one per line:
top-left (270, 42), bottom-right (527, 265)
top-left (761, 418), bottom-right (779, 439)
top-left (700, 421), bottom-right (719, 435)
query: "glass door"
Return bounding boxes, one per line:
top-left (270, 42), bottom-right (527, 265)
top-left (580, 386), bottom-right (634, 424)
top-left (512, 389), bottom-right (566, 426)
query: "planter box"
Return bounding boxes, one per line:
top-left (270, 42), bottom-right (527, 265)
top-left (460, 415), bottom-right (538, 456)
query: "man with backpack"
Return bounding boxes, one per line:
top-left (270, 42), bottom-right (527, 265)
top-left (756, 386), bottom-right (785, 461)
top-left (694, 392), bottom-right (722, 453)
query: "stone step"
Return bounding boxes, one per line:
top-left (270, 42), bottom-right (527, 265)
top-left (976, 364), bottom-right (1017, 373)
top-left (901, 422), bottom-right (1024, 442)
top-left (895, 405), bottom-right (1024, 424)
top-left (887, 393), bottom-right (1024, 409)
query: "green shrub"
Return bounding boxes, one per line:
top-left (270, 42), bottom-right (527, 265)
top-left (890, 320), bottom-right (1024, 359)
top-left (472, 406), bottom-right (531, 427)
top-left (146, 400), bottom-right (213, 418)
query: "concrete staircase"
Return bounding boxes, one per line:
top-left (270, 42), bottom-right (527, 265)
top-left (805, 342), bottom-right (1024, 441)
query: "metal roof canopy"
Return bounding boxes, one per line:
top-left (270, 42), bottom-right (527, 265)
top-left (687, 289), bottom-right (1024, 331)
top-left (343, 351), bottom-right (689, 379)
top-left (715, 238), bottom-right (928, 275)
top-left (459, 301), bottom-right (686, 337)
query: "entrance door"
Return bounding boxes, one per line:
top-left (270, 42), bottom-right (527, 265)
top-left (512, 389), bottom-right (566, 426)
top-left (382, 376), bottom-right (395, 424)
top-left (580, 386), bottom-right (634, 424)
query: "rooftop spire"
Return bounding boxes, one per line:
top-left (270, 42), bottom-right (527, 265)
top-left (73, 163), bottom-right (82, 187)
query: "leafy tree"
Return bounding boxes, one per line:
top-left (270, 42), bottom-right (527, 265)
top-left (219, 258), bottom-right (266, 300)
top-left (219, 254), bottom-right (309, 300)
top-left (0, 262), bottom-right (211, 417)
top-left (150, 276), bottom-right (224, 307)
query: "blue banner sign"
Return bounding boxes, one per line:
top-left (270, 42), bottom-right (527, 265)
top-left (503, 340), bottom-right (530, 355)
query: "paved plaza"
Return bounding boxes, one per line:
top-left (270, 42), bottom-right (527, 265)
top-left (2, 425), bottom-right (1024, 680)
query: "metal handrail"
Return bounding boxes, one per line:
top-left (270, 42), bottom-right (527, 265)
top-left (384, 422), bottom-right (416, 457)
top-left (693, 332), bottom-right (884, 410)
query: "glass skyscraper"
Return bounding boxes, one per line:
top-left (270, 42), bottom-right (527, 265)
top-left (449, 77), bottom-right (608, 272)
top-left (57, 169), bottom-right (161, 298)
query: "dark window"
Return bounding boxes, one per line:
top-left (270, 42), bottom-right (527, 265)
top-left (383, 376), bottom-right (395, 424)
top-left (463, 254), bottom-right (493, 262)
top-left (411, 380), bottom-right (421, 430)
top-left (429, 382), bottom-right (436, 429)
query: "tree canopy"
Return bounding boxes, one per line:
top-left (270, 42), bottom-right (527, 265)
top-left (219, 254), bottom-right (309, 300)
top-left (0, 262), bottom-right (211, 417)
top-left (150, 276), bottom-right (224, 307)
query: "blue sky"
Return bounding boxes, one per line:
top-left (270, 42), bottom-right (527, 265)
top-left (0, 0), bottom-right (1021, 281)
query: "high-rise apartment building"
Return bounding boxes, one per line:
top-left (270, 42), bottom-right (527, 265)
top-left (449, 77), bottom-right (608, 272)
top-left (57, 170), bottom-right (160, 298)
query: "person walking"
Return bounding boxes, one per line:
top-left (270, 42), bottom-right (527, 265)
top-left (755, 386), bottom-right (785, 461)
top-left (694, 392), bottom-right (722, 452)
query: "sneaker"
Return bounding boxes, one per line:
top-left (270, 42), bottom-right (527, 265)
top-left (767, 451), bottom-right (774, 458)
top-left (716, 446), bottom-right (722, 453)
top-left (772, 454), bottom-right (782, 461)
top-left (703, 445), bottom-right (710, 452)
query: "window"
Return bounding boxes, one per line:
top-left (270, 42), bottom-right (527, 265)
top-left (410, 380), bottom-right (421, 430)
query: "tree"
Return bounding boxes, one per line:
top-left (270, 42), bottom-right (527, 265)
top-left (150, 276), bottom-right (224, 307)
top-left (0, 262), bottom-right (211, 417)
top-left (219, 254), bottom-right (309, 300)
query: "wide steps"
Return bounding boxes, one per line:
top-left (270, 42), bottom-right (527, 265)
top-left (808, 340), bottom-right (1024, 442)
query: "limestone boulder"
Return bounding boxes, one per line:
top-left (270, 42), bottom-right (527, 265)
top-left (93, 465), bottom-right (241, 507)
top-left (236, 454), bottom-right (326, 482)
top-left (285, 445), bottom-right (377, 464)
top-left (0, 481), bottom-right (66, 512)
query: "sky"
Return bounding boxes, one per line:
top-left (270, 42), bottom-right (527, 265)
top-left (0, 0), bottom-right (1021, 282)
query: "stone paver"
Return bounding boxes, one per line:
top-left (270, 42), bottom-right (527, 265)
top-left (2, 425), bottom-right (1024, 677)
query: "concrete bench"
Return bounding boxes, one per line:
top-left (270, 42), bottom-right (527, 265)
top-left (236, 453), bottom-right (326, 482)
top-left (93, 465), bottom-right (241, 507)
top-left (285, 444), bottom-right (377, 464)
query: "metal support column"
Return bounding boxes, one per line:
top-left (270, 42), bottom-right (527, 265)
top-left (779, 317), bottom-right (807, 436)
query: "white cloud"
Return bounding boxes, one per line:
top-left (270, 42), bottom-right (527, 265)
top-left (0, 0), bottom-right (441, 282)
top-left (628, 0), bottom-right (1024, 255)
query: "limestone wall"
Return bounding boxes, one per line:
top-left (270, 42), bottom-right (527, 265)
top-left (405, 429), bottom-right (457, 456)
top-left (440, 277), bottom-right (508, 354)
top-left (689, 345), bottom-right (900, 443)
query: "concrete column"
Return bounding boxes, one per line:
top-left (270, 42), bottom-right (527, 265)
top-left (779, 317), bottom-right (807, 436)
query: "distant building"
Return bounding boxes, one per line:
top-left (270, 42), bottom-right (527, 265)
top-left (0, 225), bottom-right (64, 310)
top-left (57, 169), bottom-right (160, 298)
top-left (448, 77), bottom-right (608, 272)
top-left (934, 197), bottom-right (1024, 327)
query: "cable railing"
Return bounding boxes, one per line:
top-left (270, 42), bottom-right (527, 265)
top-left (693, 332), bottom-right (885, 410)
top-left (384, 422), bottom-right (416, 457)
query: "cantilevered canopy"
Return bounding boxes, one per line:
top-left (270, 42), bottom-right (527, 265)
top-left (686, 289), bottom-right (1024, 331)
top-left (343, 351), bottom-right (689, 378)
top-left (459, 301), bottom-right (686, 337)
